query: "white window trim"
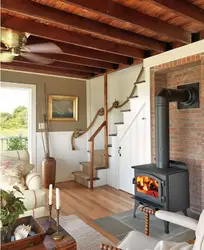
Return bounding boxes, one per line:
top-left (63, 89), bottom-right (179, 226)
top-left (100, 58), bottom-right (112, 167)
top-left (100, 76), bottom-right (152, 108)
top-left (0, 81), bottom-right (37, 167)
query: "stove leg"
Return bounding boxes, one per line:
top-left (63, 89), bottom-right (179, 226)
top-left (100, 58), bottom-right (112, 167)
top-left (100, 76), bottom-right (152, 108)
top-left (164, 221), bottom-right (169, 234)
top-left (133, 201), bottom-right (139, 218)
top-left (182, 209), bottom-right (188, 216)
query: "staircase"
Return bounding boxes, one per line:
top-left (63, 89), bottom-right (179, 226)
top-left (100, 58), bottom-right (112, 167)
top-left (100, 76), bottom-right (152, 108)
top-left (72, 149), bottom-right (108, 188)
top-left (72, 68), bottom-right (146, 189)
top-left (72, 93), bottom-right (147, 188)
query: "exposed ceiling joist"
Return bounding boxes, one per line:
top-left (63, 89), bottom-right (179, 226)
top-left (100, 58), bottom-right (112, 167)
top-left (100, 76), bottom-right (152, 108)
top-left (1, 0), bottom-right (166, 52)
top-left (1, 61), bottom-right (92, 79)
top-left (150, 0), bottom-right (204, 26)
top-left (26, 37), bottom-right (131, 65)
top-left (16, 58), bottom-right (104, 73)
top-left (61, 0), bottom-right (191, 44)
top-left (2, 16), bottom-right (145, 58)
top-left (29, 53), bottom-right (117, 69)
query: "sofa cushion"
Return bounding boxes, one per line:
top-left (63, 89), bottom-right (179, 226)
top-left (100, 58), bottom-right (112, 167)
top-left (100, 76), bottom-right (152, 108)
top-left (20, 207), bottom-right (46, 219)
top-left (16, 189), bottom-right (46, 210)
top-left (0, 150), bottom-right (30, 162)
top-left (0, 159), bottom-right (26, 191)
top-left (0, 155), bottom-right (34, 176)
top-left (25, 173), bottom-right (42, 190)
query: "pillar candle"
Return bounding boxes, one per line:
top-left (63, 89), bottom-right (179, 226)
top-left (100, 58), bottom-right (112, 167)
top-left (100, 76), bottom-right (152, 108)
top-left (56, 188), bottom-right (60, 209)
top-left (48, 184), bottom-right (53, 205)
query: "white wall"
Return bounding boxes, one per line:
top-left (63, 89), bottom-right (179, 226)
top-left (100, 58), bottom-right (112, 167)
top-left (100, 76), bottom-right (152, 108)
top-left (36, 132), bottom-right (88, 183)
top-left (144, 40), bottom-right (204, 68)
top-left (86, 64), bottom-right (145, 149)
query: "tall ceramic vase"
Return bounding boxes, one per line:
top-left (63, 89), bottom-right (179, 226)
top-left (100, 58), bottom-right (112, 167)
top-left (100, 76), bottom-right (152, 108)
top-left (42, 157), bottom-right (56, 189)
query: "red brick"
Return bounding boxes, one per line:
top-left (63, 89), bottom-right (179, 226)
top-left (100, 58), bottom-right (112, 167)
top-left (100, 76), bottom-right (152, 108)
top-left (191, 55), bottom-right (196, 61)
top-left (196, 54), bottom-right (201, 61)
top-left (182, 58), bottom-right (187, 64)
top-left (151, 57), bottom-right (203, 212)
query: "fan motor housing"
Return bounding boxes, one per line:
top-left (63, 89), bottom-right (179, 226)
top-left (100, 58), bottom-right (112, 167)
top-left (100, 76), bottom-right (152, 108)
top-left (11, 47), bottom-right (21, 56)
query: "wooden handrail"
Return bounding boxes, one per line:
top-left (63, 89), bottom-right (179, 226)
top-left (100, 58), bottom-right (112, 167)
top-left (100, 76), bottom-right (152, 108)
top-left (89, 73), bottom-right (108, 190)
top-left (88, 121), bottom-right (106, 190)
top-left (88, 121), bottom-right (106, 142)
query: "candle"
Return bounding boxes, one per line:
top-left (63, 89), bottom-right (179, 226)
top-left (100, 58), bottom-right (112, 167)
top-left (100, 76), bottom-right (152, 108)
top-left (48, 184), bottom-right (53, 205)
top-left (56, 188), bottom-right (60, 209)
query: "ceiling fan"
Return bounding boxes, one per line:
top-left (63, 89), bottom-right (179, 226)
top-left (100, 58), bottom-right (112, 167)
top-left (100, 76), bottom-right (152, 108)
top-left (0, 28), bottom-right (62, 65)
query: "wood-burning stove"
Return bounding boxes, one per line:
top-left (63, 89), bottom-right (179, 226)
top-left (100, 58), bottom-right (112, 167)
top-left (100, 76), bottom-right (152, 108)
top-left (132, 162), bottom-right (189, 233)
top-left (131, 87), bottom-right (198, 233)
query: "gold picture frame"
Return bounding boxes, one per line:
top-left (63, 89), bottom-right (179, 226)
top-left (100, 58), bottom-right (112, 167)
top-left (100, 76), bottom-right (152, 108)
top-left (48, 95), bottom-right (78, 121)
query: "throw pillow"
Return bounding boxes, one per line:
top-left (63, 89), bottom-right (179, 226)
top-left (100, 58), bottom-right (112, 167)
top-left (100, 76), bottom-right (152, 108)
top-left (0, 155), bottom-right (34, 176)
top-left (0, 159), bottom-right (29, 191)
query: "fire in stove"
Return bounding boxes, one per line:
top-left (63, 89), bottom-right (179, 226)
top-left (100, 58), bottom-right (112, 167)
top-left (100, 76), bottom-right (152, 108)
top-left (136, 176), bottom-right (159, 198)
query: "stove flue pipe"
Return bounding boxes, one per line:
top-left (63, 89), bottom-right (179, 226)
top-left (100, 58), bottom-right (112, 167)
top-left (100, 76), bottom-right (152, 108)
top-left (155, 88), bottom-right (193, 169)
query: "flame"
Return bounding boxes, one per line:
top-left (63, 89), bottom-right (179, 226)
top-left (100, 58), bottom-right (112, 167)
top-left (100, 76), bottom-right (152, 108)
top-left (136, 176), bottom-right (158, 198)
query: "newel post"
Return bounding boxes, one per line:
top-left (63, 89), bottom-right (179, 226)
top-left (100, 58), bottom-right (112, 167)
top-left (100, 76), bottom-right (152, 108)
top-left (104, 73), bottom-right (109, 169)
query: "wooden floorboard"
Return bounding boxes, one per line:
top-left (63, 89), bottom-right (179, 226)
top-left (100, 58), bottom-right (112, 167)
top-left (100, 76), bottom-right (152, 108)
top-left (46, 181), bottom-right (133, 245)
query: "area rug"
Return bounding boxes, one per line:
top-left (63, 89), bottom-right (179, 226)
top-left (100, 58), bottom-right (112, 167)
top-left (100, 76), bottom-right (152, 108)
top-left (59, 215), bottom-right (113, 250)
top-left (93, 210), bottom-right (195, 242)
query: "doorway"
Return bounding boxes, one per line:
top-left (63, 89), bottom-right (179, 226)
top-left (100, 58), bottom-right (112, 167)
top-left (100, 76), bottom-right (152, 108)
top-left (0, 82), bottom-right (36, 165)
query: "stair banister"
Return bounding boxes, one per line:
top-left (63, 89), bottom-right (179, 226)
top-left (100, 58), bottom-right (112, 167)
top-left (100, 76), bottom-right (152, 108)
top-left (88, 121), bottom-right (106, 189)
top-left (104, 73), bottom-right (109, 171)
top-left (88, 73), bottom-right (108, 190)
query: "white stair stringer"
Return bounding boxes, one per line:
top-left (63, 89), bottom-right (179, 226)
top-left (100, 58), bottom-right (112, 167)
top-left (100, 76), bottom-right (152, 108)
top-left (107, 94), bottom-right (148, 189)
top-left (75, 77), bottom-right (149, 189)
top-left (117, 98), bottom-right (146, 142)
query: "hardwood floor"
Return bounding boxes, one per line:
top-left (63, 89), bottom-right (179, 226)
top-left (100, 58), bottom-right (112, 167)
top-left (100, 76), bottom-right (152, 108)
top-left (47, 181), bottom-right (134, 244)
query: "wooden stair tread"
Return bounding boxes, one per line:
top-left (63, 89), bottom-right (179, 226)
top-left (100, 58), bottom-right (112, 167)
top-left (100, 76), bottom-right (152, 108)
top-left (121, 109), bottom-right (131, 112)
top-left (86, 150), bottom-right (112, 157)
top-left (129, 95), bottom-right (138, 99)
top-left (109, 133), bottom-right (117, 136)
top-left (134, 80), bottom-right (145, 84)
top-left (114, 122), bottom-right (124, 125)
top-left (87, 149), bottom-right (104, 154)
top-left (80, 161), bottom-right (107, 170)
top-left (72, 171), bottom-right (99, 181)
top-left (108, 144), bottom-right (112, 147)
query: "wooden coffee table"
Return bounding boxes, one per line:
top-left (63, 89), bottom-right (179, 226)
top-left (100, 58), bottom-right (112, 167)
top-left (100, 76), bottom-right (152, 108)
top-left (28, 216), bottom-right (77, 250)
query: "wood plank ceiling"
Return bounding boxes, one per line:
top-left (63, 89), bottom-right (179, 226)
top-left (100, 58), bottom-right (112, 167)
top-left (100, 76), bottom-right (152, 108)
top-left (1, 0), bottom-right (204, 79)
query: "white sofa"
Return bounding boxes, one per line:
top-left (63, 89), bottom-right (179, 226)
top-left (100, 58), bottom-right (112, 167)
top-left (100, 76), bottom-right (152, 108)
top-left (1, 150), bottom-right (46, 218)
top-left (117, 210), bottom-right (204, 250)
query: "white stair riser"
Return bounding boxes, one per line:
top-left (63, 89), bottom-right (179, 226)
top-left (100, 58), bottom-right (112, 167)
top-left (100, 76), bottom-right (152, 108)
top-left (116, 125), bottom-right (125, 137)
top-left (130, 99), bottom-right (144, 112)
top-left (87, 169), bottom-right (107, 188)
top-left (80, 164), bottom-right (97, 176)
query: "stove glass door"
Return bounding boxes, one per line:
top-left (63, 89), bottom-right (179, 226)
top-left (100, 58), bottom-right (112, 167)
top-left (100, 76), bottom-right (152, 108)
top-left (136, 176), bottom-right (159, 198)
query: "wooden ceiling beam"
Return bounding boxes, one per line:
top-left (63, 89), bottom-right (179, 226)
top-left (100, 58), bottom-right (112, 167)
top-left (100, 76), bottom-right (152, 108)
top-left (2, 16), bottom-right (145, 58)
top-left (150, 0), bottom-right (204, 26)
top-left (15, 57), bottom-right (104, 73)
top-left (1, 61), bottom-right (92, 79)
top-left (29, 53), bottom-right (117, 69)
top-left (1, 0), bottom-right (166, 52)
top-left (61, 0), bottom-right (191, 44)
top-left (26, 37), bottom-right (131, 65)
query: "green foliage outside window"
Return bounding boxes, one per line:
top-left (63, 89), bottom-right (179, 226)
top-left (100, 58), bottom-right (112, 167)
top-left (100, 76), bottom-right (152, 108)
top-left (0, 106), bottom-right (28, 130)
top-left (7, 137), bottom-right (28, 151)
top-left (0, 106), bottom-right (28, 151)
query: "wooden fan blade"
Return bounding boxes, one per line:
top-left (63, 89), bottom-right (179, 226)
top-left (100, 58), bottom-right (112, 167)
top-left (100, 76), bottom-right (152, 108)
top-left (0, 52), bottom-right (14, 62)
top-left (25, 42), bottom-right (62, 54)
top-left (21, 52), bottom-right (53, 65)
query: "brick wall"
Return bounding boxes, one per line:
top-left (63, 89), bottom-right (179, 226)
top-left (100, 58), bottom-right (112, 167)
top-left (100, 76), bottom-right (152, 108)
top-left (151, 53), bottom-right (204, 213)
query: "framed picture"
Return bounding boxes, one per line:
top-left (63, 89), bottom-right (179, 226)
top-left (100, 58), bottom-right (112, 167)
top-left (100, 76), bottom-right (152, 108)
top-left (48, 95), bottom-right (78, 121)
